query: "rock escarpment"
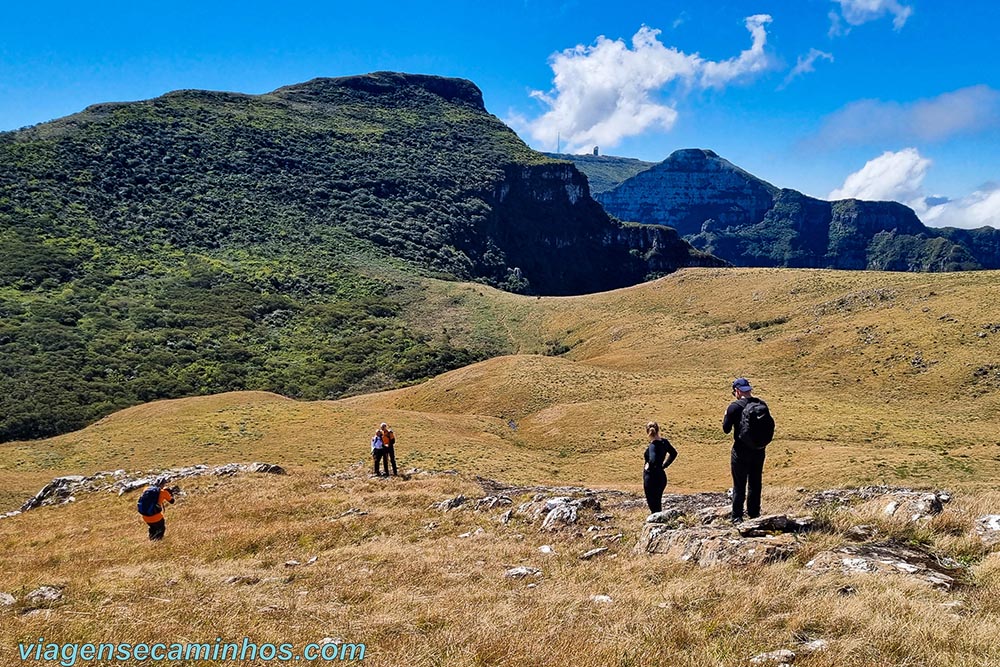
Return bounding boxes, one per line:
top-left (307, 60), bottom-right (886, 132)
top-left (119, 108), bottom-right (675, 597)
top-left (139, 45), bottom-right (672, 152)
top-left (596, 148), bottom-right (999, 271)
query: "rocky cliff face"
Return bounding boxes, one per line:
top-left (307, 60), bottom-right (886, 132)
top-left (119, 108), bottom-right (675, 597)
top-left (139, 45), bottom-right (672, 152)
top-left (478, 163), bottom-right (726, 294)
top-left (597, 149), bottom-right (779, 236)
top-left (599, 149), bottom-right (997, 272)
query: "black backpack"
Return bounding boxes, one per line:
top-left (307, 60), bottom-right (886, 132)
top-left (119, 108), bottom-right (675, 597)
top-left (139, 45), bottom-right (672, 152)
top-left (737, 399), bottom-right (774, 449)
top-left (137, 486), bottom-right (161, 516)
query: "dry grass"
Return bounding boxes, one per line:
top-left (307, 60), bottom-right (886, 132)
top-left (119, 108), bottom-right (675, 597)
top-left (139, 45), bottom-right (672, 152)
top-left (1, 470), bottom-right (998, 666)
top-left (3, 268), bottom-right (1000, 665)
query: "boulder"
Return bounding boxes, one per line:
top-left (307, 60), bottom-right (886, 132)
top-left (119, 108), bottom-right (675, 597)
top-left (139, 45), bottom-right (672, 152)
top-left (474, 496), bottom-right (513, 511)
top-left (24, 586), bottom-right (63, 607)
top-left (541, 504), bottom-right (578, 531)
top-left (646, 509), bottom-right (684, 526)
top-left (805, 541), bottom-right (963, 590)
top-left (590, 594), bottom-right (613, 604)
top-left (433, 495), bottom-right (467, 511)
top-left (0, 592), bottom-right (15, 607)
top-left (975, 515), bottom-right (1000, 549)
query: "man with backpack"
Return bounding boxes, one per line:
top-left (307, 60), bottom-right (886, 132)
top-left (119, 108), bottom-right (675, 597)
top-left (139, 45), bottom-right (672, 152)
top-left (137, 483), bottom-right (180, 540)
top-left (722, 378), bottom-right (774, 523)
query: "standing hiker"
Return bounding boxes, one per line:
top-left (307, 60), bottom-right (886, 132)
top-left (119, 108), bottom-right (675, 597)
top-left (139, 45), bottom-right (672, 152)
top-left (137, 484), bottom-right (179, 540)
top-left (643, 421), bottom-right (678, 514)
top-left (378, 422), bottom-right (397, 476)
top-left (722, 378), bottom-right (775, 523)
top-left (371, 430), bottom-right (388, 477)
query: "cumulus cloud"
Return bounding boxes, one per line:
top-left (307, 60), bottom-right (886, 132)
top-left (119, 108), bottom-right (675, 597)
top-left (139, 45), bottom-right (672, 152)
top-left (829, 0), bottom-right (913, 36)
top-left (780, 48), bottom-right (834, 88)
top-left (921, 186), bottom-right (1000, 229)
top-left (829, 148), bottom-right (930, 202)
top-left (810, 86), bottom-right (1000, 148)
top-left (514, 15), bottom-right (775, 153)
top-left (830, 148), bottom-right (1000, 229)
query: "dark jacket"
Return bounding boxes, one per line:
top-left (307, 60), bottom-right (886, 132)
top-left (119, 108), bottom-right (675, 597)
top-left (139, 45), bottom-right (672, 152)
top-left (723, 397), bottom-right (767, 459)
top-left (644, 438), bottom-right (678, 476)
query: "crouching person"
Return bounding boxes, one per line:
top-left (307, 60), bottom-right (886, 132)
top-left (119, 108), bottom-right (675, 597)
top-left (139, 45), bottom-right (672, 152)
top-left (137, 484), bottom-right (179, 540)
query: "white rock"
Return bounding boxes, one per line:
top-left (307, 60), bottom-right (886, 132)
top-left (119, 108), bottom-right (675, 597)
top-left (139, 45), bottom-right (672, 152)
top-left (284, 560), bottom-right (301, 568)
top-left (538, 545), bottom-right (554, 554)
top-left (504, 566), bottom-right (541, 579)
top-left (590, 595), bottom-right (613, 604)
top-left (25, 586), bottom-right (62, 606)
top-left (0, 592), bottom-right (16, 607)
top-left (319, 638), bottom-right (342, 646)
top-left (799, 639), bottom-right (829, 654)
top-left (749, 649), bottom-right (796, 665)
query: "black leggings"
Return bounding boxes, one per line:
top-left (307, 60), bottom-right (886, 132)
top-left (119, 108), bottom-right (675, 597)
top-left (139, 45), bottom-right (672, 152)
top-left (148, 519), bottom-right (166, 540)
top-left (731, 450), bottom-right (766, 519)
top-left (643, 470), bottom-right (667, 514)
top-left (372, 447), bottom-right (389, 477)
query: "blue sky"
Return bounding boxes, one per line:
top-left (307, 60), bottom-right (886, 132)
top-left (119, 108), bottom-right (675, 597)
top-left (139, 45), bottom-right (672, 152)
top-left (2, 1), bottom-right (999, 227)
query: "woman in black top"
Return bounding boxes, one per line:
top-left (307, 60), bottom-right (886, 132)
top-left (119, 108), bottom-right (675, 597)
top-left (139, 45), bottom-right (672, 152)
top-left (643, 421), bottom-right (678, 514)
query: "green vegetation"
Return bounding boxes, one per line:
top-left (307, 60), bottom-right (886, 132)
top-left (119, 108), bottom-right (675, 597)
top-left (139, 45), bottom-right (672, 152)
top-left (0, 74), bottom-right (546, 441)
top-left (544, 152), bottom-right (655, 193)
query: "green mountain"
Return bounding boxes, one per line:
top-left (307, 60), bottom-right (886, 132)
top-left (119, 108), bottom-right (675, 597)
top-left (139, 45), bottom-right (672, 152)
top-left (542, 152), bottom-right (655, 193)
top-left (0, 72), bottom-right (722, 442)
top-left (597, 148), bottom-right (1000, 271)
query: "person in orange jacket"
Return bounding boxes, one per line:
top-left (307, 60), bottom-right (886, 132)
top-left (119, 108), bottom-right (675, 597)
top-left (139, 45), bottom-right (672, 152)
top-left (137, 484), bottom-right (179, 540)
top-left (378, 422), bottom-right (397, 476)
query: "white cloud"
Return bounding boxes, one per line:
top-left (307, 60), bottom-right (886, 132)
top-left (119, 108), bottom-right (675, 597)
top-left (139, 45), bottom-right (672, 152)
top-left (811, 86), bottom-right (1000, 148)
top-left (515, 16), bottom-right (775, 153)
top-left (829, 0), bottom-right (913, 35)
top-left (831, 148), bottom-right (1000, 229)
top-left (781, 48), bottom-right (834, 88)
top-left (920, 186), bottom-right (1000, 229)
top-left (829, 148), bottom-right (930, 202)
top-left (701, 15), bottom-right (774, 90)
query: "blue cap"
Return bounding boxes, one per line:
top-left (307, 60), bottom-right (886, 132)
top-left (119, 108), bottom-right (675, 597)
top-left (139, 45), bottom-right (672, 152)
top-left (732, 378), bottom-right (753, 391)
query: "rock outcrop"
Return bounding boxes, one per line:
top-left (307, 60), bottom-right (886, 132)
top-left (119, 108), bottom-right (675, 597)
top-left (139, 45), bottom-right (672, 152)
top-left (805, 541), bottom-right (964, 590)
top-left (1, 462), bottom-right (286, 520)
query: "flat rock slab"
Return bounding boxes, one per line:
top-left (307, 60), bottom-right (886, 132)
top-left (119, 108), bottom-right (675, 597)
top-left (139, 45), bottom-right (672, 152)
top-left (636, 525), bottom-right (799, 566)
top-left (738, 514), bottom-right (813, 537)
top-left (805, 541), bottom-right (963, 590)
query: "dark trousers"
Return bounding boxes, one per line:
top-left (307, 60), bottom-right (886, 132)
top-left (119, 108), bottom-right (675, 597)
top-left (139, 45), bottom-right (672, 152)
top-left (384, 444), bottom-right (397, 475)
top-left (373, 449), bottom-right (388, 475)
top-left (731, 449), bottom-right (766, 520)
top-left (643, 470), bottom-right (667, 514)
top-left (148, 519), bottom-right (166, 541)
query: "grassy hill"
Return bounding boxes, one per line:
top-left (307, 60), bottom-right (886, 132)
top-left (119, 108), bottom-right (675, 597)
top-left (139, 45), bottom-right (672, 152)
top-left (5, 266), bottom-right (1000, 503)
top-left (3, 268), bottom-right (1000, 666)
top-left (542, 152), bottom-right (655, 193)
top-left (0, 72), bottom-right (720, 443)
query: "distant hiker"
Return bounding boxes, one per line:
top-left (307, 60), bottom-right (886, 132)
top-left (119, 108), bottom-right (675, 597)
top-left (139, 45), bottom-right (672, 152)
top-left (137, 484), bottom-right (179, 540)
top-left (643, 421), bottom-right (678, 514)
top-left (722, 378), bottom-right (775, 523)
top-left (379, 422), bottom-right (397, 476)
top-left (371, 431), bottom-right (387, 477)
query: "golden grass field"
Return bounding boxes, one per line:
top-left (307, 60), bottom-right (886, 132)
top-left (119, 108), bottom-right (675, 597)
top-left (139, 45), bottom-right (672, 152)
top-left (2, 267), bottom-right (1000, 666)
